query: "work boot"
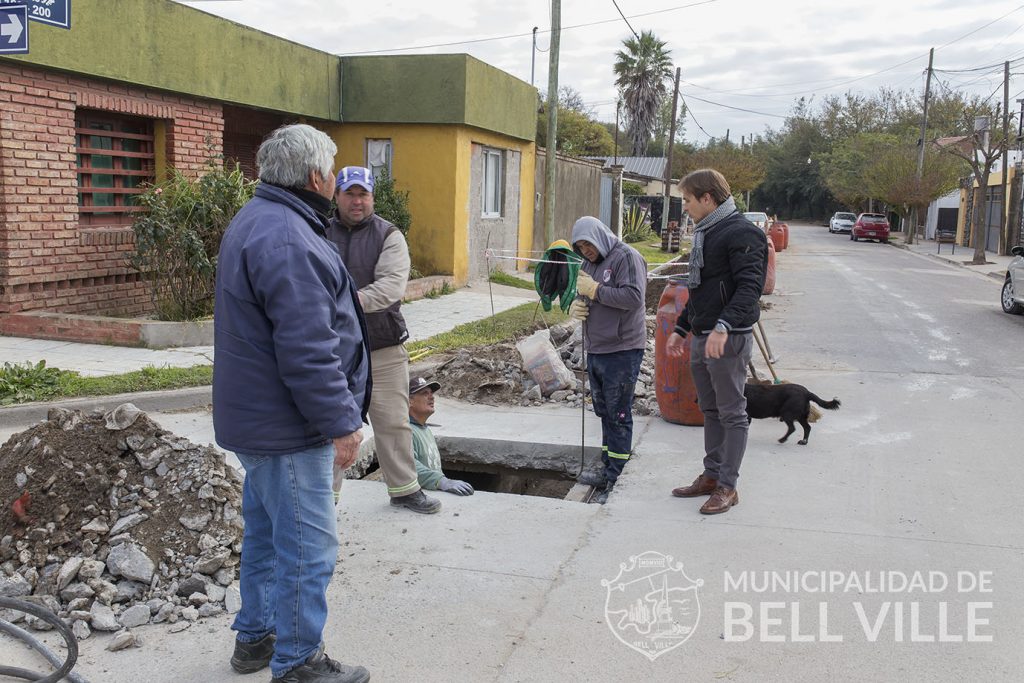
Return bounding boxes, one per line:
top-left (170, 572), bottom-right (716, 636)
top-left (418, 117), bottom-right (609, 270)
top-left (592, 481), bottom-right (615, 505)
top-left (270, 645), bottom-right (370, 683)
top-left (390, 489), bottom-right (441, 514)
top-left (671, 474), bottom-right (718, 498)
top-left (699, 486), bottom-right (739, 515)
top-left (576, 469), bottom-right (607, 488)
top-left (230, 632), bottom-right (275, 674)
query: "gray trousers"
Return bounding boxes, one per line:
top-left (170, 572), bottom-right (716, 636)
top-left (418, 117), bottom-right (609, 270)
top-left (690, 333), bottom-right (753, 489)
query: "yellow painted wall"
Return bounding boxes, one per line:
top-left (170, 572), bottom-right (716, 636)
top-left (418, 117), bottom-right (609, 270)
top-left (329, 123), bottom-right (536, 283)
top-left (957, 166), bottom-right (1019, 244)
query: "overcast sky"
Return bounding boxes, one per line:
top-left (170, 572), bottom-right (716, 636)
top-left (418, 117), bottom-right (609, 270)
top-left (179, 0), bottom-right (1024, 144)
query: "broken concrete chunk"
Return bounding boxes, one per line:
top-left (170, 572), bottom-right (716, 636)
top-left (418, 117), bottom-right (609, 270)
top-left (119, 603), bottom-right (151, 629)
top-left (178, 510), bottom-right (212, 532)
top-left (106, 628), bottom-right (139, 651)
top-left (109, 512), bottom-right (149, 537)
top-left (106, 543), bottom-right (156, 584)
top-left (90, 602), bottom-right (120, 631)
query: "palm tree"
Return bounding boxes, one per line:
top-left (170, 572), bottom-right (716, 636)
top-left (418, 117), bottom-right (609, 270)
top-left (613, 30), bottom-right (673, 156)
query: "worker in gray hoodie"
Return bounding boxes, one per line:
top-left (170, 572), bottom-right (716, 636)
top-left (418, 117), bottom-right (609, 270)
top-left (569, 216), bottom-right (648, 504)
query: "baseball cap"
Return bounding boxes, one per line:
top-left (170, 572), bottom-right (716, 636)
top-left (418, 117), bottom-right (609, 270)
top-left (336, 166), bottom-right (375, 192)
top-left (409, 376), bottom-right (441, 395)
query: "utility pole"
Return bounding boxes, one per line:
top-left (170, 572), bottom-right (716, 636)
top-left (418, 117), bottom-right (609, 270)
top-left (543, 0), bottom-right (561, 245)
top-left (530, 27), bottom-right (538, 87)
top-left (1000, 60), bottom-right (1010, 254)
top-left (662, 67), bottom-right (681, 236)
top-left (910, 47), bottom-right (934, 246)
top-left (614, 99), bottom-right (620, 166)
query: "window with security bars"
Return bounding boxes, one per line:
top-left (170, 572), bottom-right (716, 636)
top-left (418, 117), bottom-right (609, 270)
top-left (76, 111), bottom-right (155, 226)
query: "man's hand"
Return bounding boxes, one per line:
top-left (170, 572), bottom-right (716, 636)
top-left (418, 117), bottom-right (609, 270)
top-left (333, 430), bottom-right (363, 471)
top-left (439, 477), bottom-right (474, 496)
top-left (576, 270), bottom-right (599, 299)
top-left (569, 298), bottom-right (590, 321)
top-left (705, 330), bottom-right (727, 359)
top-left (665, 331), bottom-right (687, 358)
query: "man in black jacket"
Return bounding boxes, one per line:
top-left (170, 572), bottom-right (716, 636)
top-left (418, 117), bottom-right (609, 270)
top-left (666, 168), bottom-right (767, 515)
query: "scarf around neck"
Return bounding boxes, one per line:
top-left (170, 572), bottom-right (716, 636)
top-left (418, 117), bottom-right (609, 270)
top-left (688, 196), bottom-right (737, 289)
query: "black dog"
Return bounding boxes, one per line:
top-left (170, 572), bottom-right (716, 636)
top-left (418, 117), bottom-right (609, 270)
top-left (743, 382), bottom-right (841, 445)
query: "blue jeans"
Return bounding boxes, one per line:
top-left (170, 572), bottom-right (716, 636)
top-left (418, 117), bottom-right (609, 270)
top-left (232, 443), bottom-right (339, 677)
top-left (587, 349), bottom-right (644, 484)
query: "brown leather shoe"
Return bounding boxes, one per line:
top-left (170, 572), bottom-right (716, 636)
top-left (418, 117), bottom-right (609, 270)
top-left (671, 474), bottom-right (718, 498)
top-left (700, 486), bottom-right (739, 514)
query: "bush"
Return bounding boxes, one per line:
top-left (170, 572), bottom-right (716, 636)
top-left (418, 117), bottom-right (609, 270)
top-left (623, 180), bottom-right (646, 196)
top-left (372, 170), bottom-right (412, 238)
top-left (130, 158), bottom-right (256, 321)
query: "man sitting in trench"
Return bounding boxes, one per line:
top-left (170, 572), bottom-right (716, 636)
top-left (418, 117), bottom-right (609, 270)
top-left (408, 376), bottom-right (474, 496)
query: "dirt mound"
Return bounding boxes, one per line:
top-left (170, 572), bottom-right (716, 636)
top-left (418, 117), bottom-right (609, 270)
top-left (426, 321), bottom-right (660, 417)
top-left (0, 404), bottom-right (243, 642)
top-left (645, 264), bottom-right (689, 314)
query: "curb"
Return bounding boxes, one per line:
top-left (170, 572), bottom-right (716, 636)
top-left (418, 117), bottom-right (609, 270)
top-left (891, 242), bottom-right (1005, 281)
top-left (0, 385), bottom-right (212, 431)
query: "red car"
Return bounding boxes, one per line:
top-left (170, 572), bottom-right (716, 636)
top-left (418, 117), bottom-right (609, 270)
top-left (851, 213), bottom-right (890, 242)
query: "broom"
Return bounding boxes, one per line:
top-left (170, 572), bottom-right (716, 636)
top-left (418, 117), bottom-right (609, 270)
top-left (749, 321), bottom-right (822, 423)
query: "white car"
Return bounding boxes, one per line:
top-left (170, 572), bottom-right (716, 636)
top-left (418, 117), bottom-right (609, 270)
top-left (743, 212), bottom-right (770, 230)
top-left (1001, 245), bottom-right (1024, 314)
top-left (829, 211), bottom-right (856, 233)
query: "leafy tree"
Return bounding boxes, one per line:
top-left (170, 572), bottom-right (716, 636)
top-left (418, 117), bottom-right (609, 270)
top-left (937, 103), bottom-right (1009, 262)
top-left (649, 97), bottom-right (687, 157)
top-left (373, 170), bottom-right (412, 237)
top-left (536, 103), bottom-right (616, 156)
top-left (613, 30), bottom-right (673, 156)
top-left (681, 140), bottom-right (766, 196)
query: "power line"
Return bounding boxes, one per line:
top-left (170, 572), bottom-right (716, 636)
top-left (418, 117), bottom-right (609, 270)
top-left (612, 0), bottom-right (640, 41)
top-left (680, 98), bottom-right (713, 138)
top-left (337, 0), bottom-right (718, 55)
top-left (681, 93), bottom-right (790, 119)
top-left (936, 3), bottom-right (1024, 50)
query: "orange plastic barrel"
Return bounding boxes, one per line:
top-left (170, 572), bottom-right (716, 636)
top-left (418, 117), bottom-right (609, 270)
top-left (763, 238), bottom-right (777, 295)
top-left (779, 222), bottom-right (790, 249)
top-left (767, 223), bottom-right (785, 252)
top-left (654, 276), bottom-right (704, 426)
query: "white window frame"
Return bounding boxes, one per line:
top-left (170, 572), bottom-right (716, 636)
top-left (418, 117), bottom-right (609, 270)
top-left (482, 148), bottom-right (504, 218)
top-left (365, 139), bottom-right (393, 179)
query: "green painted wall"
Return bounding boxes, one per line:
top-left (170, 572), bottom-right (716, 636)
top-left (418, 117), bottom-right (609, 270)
top-left (342, 55), bottom-right (536, 142)
top-left (0, 0), bottom-right (339, 120)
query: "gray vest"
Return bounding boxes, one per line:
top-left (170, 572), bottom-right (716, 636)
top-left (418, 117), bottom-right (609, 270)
top-left (327, 214), bottom-right (409, 352)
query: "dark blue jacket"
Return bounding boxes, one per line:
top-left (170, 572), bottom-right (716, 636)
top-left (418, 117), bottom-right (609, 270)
top-left (213, 183), bottom-right (371, 456)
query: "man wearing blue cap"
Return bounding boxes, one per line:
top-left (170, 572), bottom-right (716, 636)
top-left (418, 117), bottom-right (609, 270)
top-left (327, 167), bottom-right (441, 514)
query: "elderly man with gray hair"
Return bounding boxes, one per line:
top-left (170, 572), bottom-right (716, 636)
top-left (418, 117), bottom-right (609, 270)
top-left (213, 124), bottom-right (371, 683)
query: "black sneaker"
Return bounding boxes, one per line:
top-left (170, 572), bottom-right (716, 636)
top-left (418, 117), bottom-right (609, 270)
top-left (389, 489), bottom-right (441, 514)
top-left (576, 470), bottom-right (607, 488)
top-left (230, 632), bottom-right (275, 674)
top-left (270, 646), bottom-right (370, 683)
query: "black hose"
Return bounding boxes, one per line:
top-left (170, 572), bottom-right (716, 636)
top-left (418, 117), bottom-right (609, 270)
top-left (0, 597), bottom-right (83, 683)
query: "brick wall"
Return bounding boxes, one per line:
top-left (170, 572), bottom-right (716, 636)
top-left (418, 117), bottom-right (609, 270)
top-left (0, 62), bottom-right (224, 319)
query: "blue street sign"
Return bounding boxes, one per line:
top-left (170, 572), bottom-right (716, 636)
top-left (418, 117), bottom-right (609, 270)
top-left (0, 5), bottom-right (27, 54)
top-left (0, 0), bottom-right (68, 30)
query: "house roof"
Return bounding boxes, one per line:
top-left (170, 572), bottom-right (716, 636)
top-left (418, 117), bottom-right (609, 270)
top-left (584, 156), bottom-right (667, 180)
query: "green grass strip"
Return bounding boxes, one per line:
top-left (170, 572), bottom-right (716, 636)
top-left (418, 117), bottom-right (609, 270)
top-left (407, 302), bottom-right (567, 360)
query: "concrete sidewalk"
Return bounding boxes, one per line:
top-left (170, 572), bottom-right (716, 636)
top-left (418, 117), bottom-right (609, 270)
top-left (0, 282), bottom-right (533, 376)
top-left (892, 234), bottom-right (1013, 281)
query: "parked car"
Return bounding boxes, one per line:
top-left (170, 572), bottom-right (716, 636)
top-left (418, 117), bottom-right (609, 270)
top-left (829, 211), bottom-right (856, 233)
top-left (1001, 245), bottom-right (1024, 314)
top-left (743, 212), bottom-right (770, 230)
top-left (851, 213), bottom-right (890, 242)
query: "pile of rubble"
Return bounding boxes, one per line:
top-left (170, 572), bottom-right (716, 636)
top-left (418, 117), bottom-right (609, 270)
top-left (0, 404), bottom-right (244, 649)
top-left (429, 320), bottom-right (661, 417)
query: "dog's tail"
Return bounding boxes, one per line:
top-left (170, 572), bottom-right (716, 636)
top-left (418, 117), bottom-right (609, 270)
top-left (808, 393), bottom-right (841, 410)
